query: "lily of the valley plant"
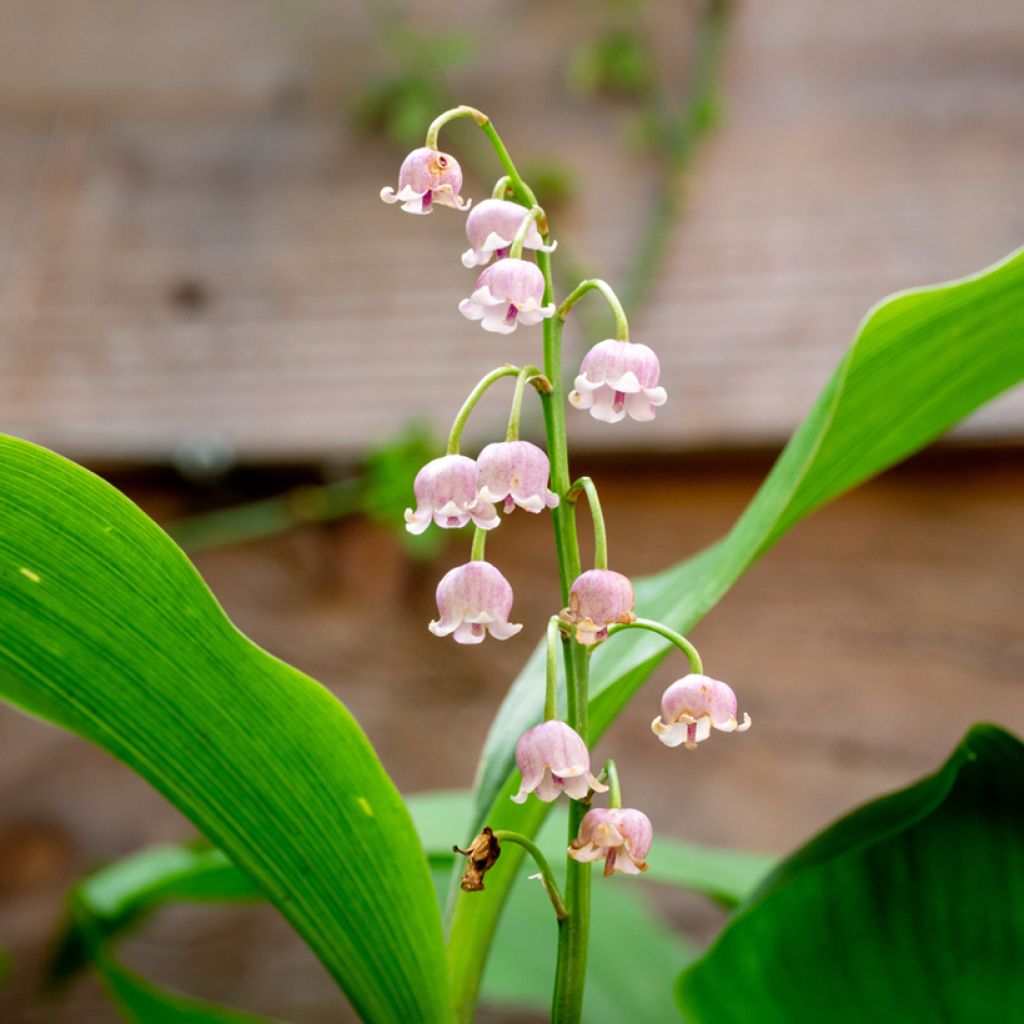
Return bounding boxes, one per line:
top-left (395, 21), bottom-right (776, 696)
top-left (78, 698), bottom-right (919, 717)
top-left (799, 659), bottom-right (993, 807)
top-left (385, 104), bottom-right (750, 1021)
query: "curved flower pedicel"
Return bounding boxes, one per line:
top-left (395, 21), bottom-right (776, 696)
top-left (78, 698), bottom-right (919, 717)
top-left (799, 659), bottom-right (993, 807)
top-left (569, 339), bottom-right (667, 423)
top-left (404, 455), bottom-right (498, 534)
top-left (652, 674), bottom-right (752, 749)
top-left (477, 440), bottom-right (560, 514)
top-left (461, 199), bottom-right (557, 267)
top-left (512, 720), bottom-right (608, 803)
top-left (561, 569), bottom-right (636, 646)
top-left (429, 561), bottom-right (523, 644)
top-left (458, 258), bottom-right (556, 334)
top-left (568, 808), bottom-right (653, 877)
top-left (380, 147), bottom-right (469, 214)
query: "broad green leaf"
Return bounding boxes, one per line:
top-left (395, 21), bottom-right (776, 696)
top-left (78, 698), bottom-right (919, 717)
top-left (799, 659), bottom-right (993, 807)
top-left (448, 248), bottom-right (1024, 1015)
top-left (677, 724), bottom-right (1024, 1021)
top-left (0, 437), bottom-right (449, 1024)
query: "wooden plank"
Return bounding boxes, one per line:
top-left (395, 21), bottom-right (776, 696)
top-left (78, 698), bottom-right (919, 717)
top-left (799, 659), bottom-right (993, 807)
top-left (0, 0), bottom-right (1021, 462)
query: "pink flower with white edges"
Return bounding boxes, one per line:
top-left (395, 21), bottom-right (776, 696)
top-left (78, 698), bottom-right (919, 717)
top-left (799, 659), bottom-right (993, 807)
top-left (404, 455), bottom-right (499, 535)
top-left (461, 199), bottom-right (557, 268)
top-left (458, 258), bottom-right (556, 334)
top-left (568, 807), bottom-right (652, 876)
top-left (476, 441), bottom-right (560, 515)
top-left (651, 674), bottom-right (752, 749)
top-left (380, 147), bottom-right (469, 215)
top-left (569, 339), bottom-right (667, 422)
top-left (428, 561), bottom-right (522, 644)
top-left (512, 720), bottom-right (608, 803)
top-left (561, 569), bottom-right (636, 645)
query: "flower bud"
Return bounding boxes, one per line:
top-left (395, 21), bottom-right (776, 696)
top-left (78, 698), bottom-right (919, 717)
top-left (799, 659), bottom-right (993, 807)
top-left (461, 199), bottom-right (557, 268)
top-left (458, 258), bottom-right (556, 334)
top-left (428, 561), bottom-right (522, 644)
top-left (512, 720), bottom-right (608, 804)
top-left (476, 441), bottom-right (559, 515)
top-left (568, 807), bottom-right (652, 877)
top-left (561, 569), bottom-right (636, 645)
top-left (405, 455), bottom-right (499, 534)
top-left (569, 339), bottom-right (667, 422)
top-left (380, 147), bottom-right (469, 215)
top-left (651, 674), bottom-right (752, 748)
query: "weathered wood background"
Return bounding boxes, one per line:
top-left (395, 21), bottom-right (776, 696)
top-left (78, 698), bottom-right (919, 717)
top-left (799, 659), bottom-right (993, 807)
top-left (1, 0), bottom-right (1022, 1021)
top-left (0, 0), bottom-right (1022, 462)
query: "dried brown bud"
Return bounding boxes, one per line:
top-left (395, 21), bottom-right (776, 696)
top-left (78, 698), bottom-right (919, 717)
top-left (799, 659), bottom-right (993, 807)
top-left (453, 826), bottom-right (502, 892)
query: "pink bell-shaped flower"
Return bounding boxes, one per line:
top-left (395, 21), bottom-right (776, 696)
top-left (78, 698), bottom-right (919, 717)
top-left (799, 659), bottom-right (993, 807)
top-left (380, 147), bottom-right (469, 215)
top-left (458, 258), bottom-right (556, 334)
top-left (651, 674), bottom-right (752, 749)
top-left (404, 455), bottom-right (499, 535)
top-left (569, 339), bottom-right (667, 423)
top-left (461, 199), bottom-right (557, 268)
top-left (429, 561), bottom-right (522, 644)
top-left (568, 807), bottom-right (653, 876)
top-left (512, 720), bottom-right (608, 803)
top-left (561, 569), bottom-right (636, 645)
top-left (476, 441), bottom-right (560, 515)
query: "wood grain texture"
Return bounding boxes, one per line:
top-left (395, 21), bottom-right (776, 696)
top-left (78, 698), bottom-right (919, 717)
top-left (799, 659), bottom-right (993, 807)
top-left (0, 0), bottom-right (1021, 462)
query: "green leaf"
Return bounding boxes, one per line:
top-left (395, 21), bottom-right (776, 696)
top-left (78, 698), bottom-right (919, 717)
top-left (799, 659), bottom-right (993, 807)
top-left (0, 437), bottom-right (449, 1024)
top-left (677, 724), bottom-right (1024, 1021)
top-left (87, 933), bottom-right (282, 1023)
top-left (50, 845), bottom-right (262, 986)
top-left (449, 248), bottom-right (1024, 1012)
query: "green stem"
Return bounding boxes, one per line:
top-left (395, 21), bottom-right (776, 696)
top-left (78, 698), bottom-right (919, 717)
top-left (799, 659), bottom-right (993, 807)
top-left (478, 120), bottom-right (538, 207)
top-left (491, 175), bottom-right (512, 199)
top-left (605, 617), bottom-right (704, 674)
top-left (492, 831), bottom-right (568, 921)
top-left (505, 366), bottom-right (531, 442)
top-left (509, 205), bottom-right (542, 260)
top-left (425, 105), bottom-right (488, 150)
top-left (473, 114), bottom-right (590, 1024)
top-left (603, 759), bottom-right (622, 809)
top-left (447, 365), bottom-right (521, 455)
top-left (470, 527), bottom-right (487, 563)
top-left (566, 477), bottom-right (608, 571)
top-left (544, 616), bottom-right (561, 721)
top-left (557, 279), bottom-right (629, 341)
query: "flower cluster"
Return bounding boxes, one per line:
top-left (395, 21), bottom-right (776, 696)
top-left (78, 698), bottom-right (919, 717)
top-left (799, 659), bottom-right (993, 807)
top-left (382, 114), bottom-right (749, 909)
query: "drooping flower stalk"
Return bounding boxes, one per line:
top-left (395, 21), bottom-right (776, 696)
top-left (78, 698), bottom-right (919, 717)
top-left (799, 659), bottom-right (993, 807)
top-left (394, 107), bottom-right (737, 1024)
top-left (602, 758), bottom-right (623, 810)
top-left (566, 476), bottom-right (609, 571)
top-left (446, 364), bottom-right (546, 456)
top-left (557, 277), bottom-right (631, 342)
top-left (491, 830), bottom-right (567, 920)
top-left (605, 616), bottom-right (704, 674)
